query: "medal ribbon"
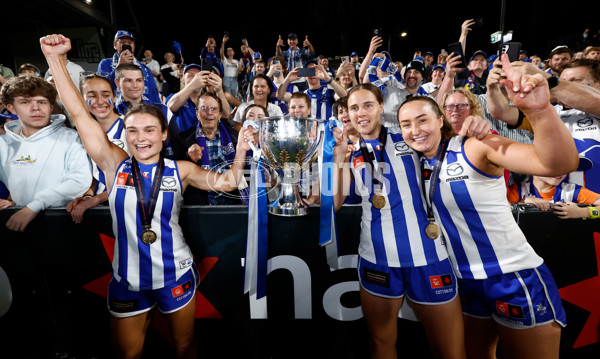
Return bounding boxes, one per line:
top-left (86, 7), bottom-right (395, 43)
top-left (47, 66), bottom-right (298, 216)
top-left (131, 155), bottom-right (165, 233)
top-left (359, 125), bottom-right (388, 196)
top-left (421, 138), bottom-right (450, 221)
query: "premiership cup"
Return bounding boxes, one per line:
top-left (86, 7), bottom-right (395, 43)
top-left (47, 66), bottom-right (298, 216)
top-left (258, 116), bottom-right (323, 216)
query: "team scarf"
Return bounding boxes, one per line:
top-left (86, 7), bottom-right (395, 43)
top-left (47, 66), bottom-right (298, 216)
top-left (367, 57), bottom-right (429, 97)
top-left (519, 180), bottom-right (580, 203)
top-left (243, 118), bottom-right (342, 299)
top-left (195, 121), bottom-right (237, 204)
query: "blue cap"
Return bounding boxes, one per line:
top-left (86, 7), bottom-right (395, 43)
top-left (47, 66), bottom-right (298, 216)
top-left (432, 64), bottom-right (445, 71)
top-left (114, 30), bottom-right (135, 42)
top-left (304, 58), bottom-right (318, 67)
top-left (183, 64), bottom-right (201, 74)
top-left (413, 56), bottom-right (424, 63)
top-left (253, 51), bottom-right (262, 59)
top-left (350, 52), bottom-right (359, 57)
top-left (288, 33), bottom-right (298, 39)
top-left (424, 51), bottom-right (434, 57)
top-left (470, 50), bottom-right (488, 63)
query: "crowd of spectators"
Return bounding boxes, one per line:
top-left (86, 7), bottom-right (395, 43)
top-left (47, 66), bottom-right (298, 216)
top-left (1, 20), bottom-right (600, 229)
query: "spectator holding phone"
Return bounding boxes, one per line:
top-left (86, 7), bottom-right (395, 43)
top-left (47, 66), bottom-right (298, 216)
top-left (232, 74), bottom-right (283, 131)
top-left (267, 56), bottom-right (296, 114)
top-left (508, 172), bottom-right (600, 220)
top-left (276, 59), bottom-right (347, 120)
top-left (276, 33), bottom-right (315, 91)
top-left (98, 30), bottom-right (161, 104)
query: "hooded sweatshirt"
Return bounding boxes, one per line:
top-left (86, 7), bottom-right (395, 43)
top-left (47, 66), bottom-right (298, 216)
top-left (0, 115), bottom-right (92, 212)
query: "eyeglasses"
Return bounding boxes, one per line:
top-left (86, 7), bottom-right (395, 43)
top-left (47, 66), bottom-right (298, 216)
top-left (199, 106), bottom-right (219, 113)
top-left (444, 103), bottom-right (470, 111)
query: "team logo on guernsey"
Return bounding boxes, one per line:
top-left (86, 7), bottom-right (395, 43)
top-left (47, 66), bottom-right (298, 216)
top-left (11, 155), bottom-right (36, 166)
top-left (575, 118), bottom-right (598, 132)
top-left (495, 300), bottom-right (525, 319)
top-left (116, 172), bottom-right (134, 186)
top-left (353, 156), bottom-right (366, 171)
top-left (429, 274), bottom-right (453, 289)
top-left (111, 139), bottom-right (125, 149)
top-left (171, 280), bottom-right (192, 298)
top-left (162, 177), bottom-right (177, 188)
top-left (445, 163), bottom-right (469, 182)
top-left (394, 142), bottom-right (413, 156)
top-left (179, 258), bottom-right (193, 269)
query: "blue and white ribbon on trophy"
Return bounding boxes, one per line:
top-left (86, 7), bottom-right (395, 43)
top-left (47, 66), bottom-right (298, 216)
top-left (318, 117), bottom-right (343, 269)
top-left (242, 118), bottom-right (343, 299)
top-left (242, 120), bottom-right (269, 299)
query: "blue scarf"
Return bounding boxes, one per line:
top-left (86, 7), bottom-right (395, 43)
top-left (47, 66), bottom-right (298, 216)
top-left (195, 121), bottom-right (237, 204)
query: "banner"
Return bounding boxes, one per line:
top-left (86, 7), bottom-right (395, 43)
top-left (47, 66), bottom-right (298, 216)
top-left (0, 205), bottom-right (598, 358)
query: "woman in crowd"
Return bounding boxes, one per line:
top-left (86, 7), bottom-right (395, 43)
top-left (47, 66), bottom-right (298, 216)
top-left (41, 34), bottom-right (256, 359)
top-left (397, 54), bottom-right (578, 359)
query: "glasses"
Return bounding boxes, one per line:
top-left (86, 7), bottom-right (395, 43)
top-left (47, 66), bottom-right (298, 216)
top-left (199, 106), bottom-right (219, 113)
top-left (81, 71), bottom-right (110, 80)
top-left (444, 103), bottom-right (470, 112)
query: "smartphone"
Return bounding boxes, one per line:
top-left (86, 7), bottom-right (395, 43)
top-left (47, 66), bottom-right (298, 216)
top-left (272, 60), bottom-right (281, 77)
top-left (201, 60), bottom-right (214, 72)
top-left (447, 42), bottom-right (467, 68)
top-left (501, 42), bottom-right (522, 62)
top-left (224, 31), bottom-right (230, 37)
top-left (473, 17), bottom-right (483, 27)
top-left (341, 56), bottom-right (350, 63)
top-left (372, 28), bottom-right (383, 37)
top-left (297, 67), bottom-right (316, 77)
top-left (272, 60), bottom-right (280, 65)
top-left (121, 44), bottom-right (132, 54)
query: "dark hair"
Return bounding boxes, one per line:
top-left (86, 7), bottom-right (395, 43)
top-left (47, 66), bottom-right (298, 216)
top-left (347, 83), bottom-right (384, 105)
top-left (564, 58), bottom-right (600, 84)
top-left (115, 63), bottom-right (143, 80)
top-left (249, 74), bottom-right (274, 100)
top-left (0, 75), bottom-right (57, 105)
top-left (242, 103), bottom-right (268, 121)
top-left (123, 103), bottom-right (167, 132)
top-left (332, 96), bottom-right (348, 117)
top-left (398, 96), bottom-right (457, 141)
top-left (18, 63), bottom-right (40, 76)
top-left (196, 92), bottom-right (224, 114)
top-left (80, 74), bottom-right (115, 96)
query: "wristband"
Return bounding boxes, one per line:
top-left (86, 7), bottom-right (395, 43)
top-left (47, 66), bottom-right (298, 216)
top-left (82, 194), bottom-right (93, 199)
top-left (547, 74), bottom-right (559, 89)
top-left (327, 77), bottom-right (334, 84)
top-left (589, 206), bottom-right (599, 219)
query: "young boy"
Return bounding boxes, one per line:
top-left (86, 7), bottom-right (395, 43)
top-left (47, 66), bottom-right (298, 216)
top-left (508, 174), bottom-right (600, 219)
top-left (0, 76), bottom-right (92, 231)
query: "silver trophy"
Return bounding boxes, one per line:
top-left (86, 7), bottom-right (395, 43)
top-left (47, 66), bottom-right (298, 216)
top-left (257, 116), bottom-right (323, 216)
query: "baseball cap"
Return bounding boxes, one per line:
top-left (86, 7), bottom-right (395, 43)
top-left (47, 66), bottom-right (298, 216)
top-left (432, 64), bottom-right (445, 72)
top-left (114, 30), bottom-right (135, 42)
top-left (253, 51), bottom-right (262, 59)
top-left (304, 58), bottom-right (318, 67)
top-left (350, 52), bottom-right (359, 57)
top-left (424, 51), bottom-right (434, 57)
top-left (288, 33), bottom-right (298, 39)
top-left (405, 60), bottom-right (425, 77)
top-left (183, 64), bottom-right (202, 74)
top-left (470, 50), bottom-right (488, 63)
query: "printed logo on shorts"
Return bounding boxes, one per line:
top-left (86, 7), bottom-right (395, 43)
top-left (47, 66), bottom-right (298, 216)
top-left (109, 298), bottom-right (139, 313)
top-left (171, 280), bottom-right (192, 298)
top-left (495, 300), bottom-right (525, 319)
top-left (429, 274), bottom-right (453, 289)
top-left (362, 268), bottom-right (390, 288)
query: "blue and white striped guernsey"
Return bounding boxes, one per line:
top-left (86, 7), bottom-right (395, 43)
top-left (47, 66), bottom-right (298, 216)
top-left (108, 157), bottom-right (194, 291)
top-left (304, 85), bottom-right (335, 120)
top-left (93, 117), bottom-right (129, 195)
top-left (350, 126), bottom-right (448, 268)
top-left (425, 136), bottom-right (542, 280)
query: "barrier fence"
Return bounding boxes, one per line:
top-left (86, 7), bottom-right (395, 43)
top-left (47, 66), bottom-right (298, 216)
top-left (0, 205), bottom-right (598, 358)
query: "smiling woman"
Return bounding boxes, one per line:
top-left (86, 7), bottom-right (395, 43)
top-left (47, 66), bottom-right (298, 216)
top-left (40, 33), bottom-right (257, 358)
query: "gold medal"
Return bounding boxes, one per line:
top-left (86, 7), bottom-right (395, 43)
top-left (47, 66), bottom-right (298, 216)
top-left (372, 194), bottom-right (386, 209)
top-left (425, 222), bottom-right (440, 239)
top-left (141, 228), bottom-right (157, 245)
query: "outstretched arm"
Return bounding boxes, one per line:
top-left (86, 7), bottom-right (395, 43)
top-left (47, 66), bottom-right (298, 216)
top-left (40, 35), bottom-right (127, 174)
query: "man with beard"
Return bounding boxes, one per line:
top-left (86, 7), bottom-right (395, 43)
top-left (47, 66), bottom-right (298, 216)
top-left (546, 46), bottom-right (574, 76)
